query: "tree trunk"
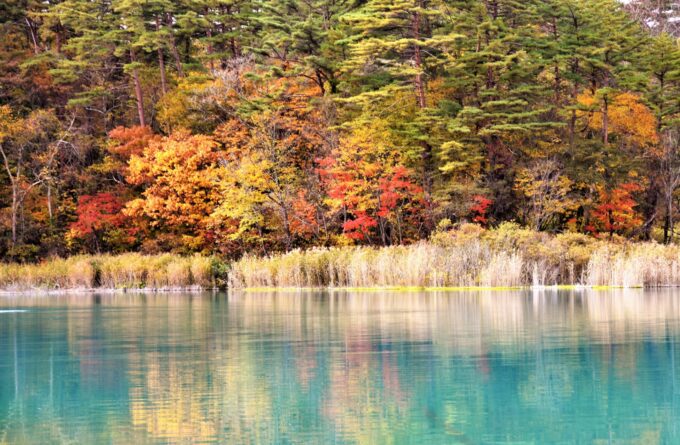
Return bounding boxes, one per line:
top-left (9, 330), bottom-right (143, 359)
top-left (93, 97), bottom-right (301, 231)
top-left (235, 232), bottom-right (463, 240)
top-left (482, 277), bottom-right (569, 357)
top-left (157, 47), bottom-right (168, 95)
top-left (602, 96), bottom-right (609, 145)
top-left (25, 18), bottom-right (40, 54)
top-left (55, 26), bottom-right (63, 54)
top-left (602, 69), bottom-right (611, 145)
top-left (412, 11), bottom-right (426, 109)
top-left (11, 186), bottom-right (17, 246)
top-left (412, 7), bottom-right (433, 205)
top-left (165, 13), bottom-right (185, 77)
top-left (639, 178), bottom-right (658, 240)
top-left (666, 183), bottom-right (676, 243)
top-left (671, 205), bottom-right (675, 244)
top-left (666, 197), bottom-right (673, 244)
top-left (206, 28), bottom-right (215, 73)
top-left (47, 183), bottom-right (53, 221)
top-left (129, 49), bottom-right (146, 127)
top-left (281, 207), bottom-right (292, 252)
top-left (1, 145), bottom-right (19, 246)
top-left (552, 18), bottom-right (560, 105)
top-left (156, 17), bottom-right (168, 95)
top-left (568, 60), bottom-right (580, 147)
top-left (230, 37), bottom-right (239, 59)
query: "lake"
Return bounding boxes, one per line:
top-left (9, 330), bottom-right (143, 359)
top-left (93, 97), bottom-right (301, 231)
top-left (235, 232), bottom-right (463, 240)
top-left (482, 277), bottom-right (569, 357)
top-left (0, 290), bottom-right (679, 444)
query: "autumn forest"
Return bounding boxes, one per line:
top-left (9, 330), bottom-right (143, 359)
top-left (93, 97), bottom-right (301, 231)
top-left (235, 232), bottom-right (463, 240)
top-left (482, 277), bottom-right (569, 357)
top-left (1, 0), bottom-right (679, 263)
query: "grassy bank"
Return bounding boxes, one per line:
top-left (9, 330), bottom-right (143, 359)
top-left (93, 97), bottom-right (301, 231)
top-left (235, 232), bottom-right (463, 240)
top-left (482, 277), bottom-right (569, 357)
top-left (0, 253), bottom-right (229, 291)
top-left (5, 224), bottom-right (680, 292)
top-left (229, 223), bottom-right (680, 289)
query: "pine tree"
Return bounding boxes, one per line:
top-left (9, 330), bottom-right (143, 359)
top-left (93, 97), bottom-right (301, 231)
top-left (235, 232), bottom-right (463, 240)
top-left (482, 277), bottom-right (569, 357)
top-left (202, 0), bottom-right (256, 70)
top-left (439, 0), bottom-right (559, 219)
top-left (254, 0), bottom-right (355, 95)
top-left (643, 33), bottom-right (680, 241)
top-left (337, 0), bottom-right (460, 204)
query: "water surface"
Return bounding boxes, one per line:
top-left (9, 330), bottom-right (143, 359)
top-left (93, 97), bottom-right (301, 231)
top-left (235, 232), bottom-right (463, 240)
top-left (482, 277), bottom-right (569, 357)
top-left (1, 289), bottom-right (679, 444)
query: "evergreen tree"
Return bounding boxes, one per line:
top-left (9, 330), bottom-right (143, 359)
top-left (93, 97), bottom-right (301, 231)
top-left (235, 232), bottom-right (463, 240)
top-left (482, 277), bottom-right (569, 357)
top-left (439, 0), bottom-right (558, 219)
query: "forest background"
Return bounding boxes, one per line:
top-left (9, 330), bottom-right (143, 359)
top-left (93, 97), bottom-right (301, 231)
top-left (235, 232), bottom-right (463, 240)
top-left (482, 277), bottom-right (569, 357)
top-left (0, 0), bottom-right (679, 263)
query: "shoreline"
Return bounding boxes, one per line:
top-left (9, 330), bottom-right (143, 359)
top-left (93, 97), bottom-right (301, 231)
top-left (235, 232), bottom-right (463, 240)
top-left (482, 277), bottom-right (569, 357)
top-left (0, 284), bottom-right (662, 296)
top-left (238, 285), bottom-right (644, 292)
top-left (0, 286), bottom-right (216, 296)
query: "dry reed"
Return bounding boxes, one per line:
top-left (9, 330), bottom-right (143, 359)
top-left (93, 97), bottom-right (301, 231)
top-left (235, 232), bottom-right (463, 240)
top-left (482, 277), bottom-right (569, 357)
top-left (5, 224), bottom-right (680, 291)
top-left (228, 223), bottom-right (680, 289)
top-left (0, 253), bottom-right (224, 291)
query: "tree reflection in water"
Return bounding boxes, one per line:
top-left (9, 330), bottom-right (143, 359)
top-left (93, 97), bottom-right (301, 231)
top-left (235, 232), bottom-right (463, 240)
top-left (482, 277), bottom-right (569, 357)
top-left (0, 289), bottom-right (678, 444)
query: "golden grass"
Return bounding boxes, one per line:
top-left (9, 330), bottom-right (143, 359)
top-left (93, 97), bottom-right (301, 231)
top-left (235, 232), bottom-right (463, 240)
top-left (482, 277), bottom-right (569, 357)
top-left (0, 253), bottom-right (225, 291)
top-left (5, 223), bottom-right (680, 291)
top-left (229, 223), bottom-right (680, 289)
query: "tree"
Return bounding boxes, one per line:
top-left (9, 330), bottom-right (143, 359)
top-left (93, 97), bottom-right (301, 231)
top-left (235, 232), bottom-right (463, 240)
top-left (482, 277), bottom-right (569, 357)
top-left (210, 77), bottom-right (330, 252)
top-left (0, 106), bottom-right (60, 249)
top-left (68, 192), bottom-right (134, 252)
top-left (643, 33), bottom-right (680, 242)
top-left (659, 129), bottom-right (680, 243)
top-left (201, 0), bottom-right (256, 69)
top-left (340, 0), bottom-right (460, 195)
top-left (577, 91), bottom-right (658, 149)
top-left (125, 130), bottom-right (224, 251)
top-left (589, 183), bottom-right (643, 238)
top-left (104, 125), bottom-right (159, 179)
top-left (320, 121), bottom-right (425, 245)
top-left (255, 0), bottom-right (352, 95)
top-left (514, 159), bottom-right (577, 230)
top-left (440, 0), bottom-right (561, 220)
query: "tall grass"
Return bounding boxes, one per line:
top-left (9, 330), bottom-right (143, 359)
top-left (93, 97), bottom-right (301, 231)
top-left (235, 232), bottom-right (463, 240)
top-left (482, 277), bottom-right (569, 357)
top-left (5, 224), bottom-right (680, 291)
top-left (0, 253), bottom-right (226, 291)
top-left (229, 223), bottom-right (680, 289)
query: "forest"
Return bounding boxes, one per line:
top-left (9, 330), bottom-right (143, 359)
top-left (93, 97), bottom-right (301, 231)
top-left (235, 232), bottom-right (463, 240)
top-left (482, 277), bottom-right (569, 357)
top-left (1, 0), bottom-right (679, 262)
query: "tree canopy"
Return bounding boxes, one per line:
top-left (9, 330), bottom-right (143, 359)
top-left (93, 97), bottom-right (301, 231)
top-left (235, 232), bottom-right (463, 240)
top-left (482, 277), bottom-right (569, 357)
top-left (0, 0), bottom-right (679, 260)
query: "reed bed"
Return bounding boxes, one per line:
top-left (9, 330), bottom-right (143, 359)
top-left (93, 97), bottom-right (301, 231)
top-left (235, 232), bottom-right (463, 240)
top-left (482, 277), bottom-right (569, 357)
top-left (0, 253), bottom-right (225, 291)
top-left (5, 224), bottom-right (680, 291)
top-left (229, 223), bottom-right (680, 289)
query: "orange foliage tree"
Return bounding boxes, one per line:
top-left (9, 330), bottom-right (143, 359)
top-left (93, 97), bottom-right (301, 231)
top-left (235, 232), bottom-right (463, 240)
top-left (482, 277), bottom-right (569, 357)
top-left (89, 125), bottom-right (163, 184)
top-left (125, 131), bottom-right (224, 252)
top-left (578, 91), bottom-right (658, 148)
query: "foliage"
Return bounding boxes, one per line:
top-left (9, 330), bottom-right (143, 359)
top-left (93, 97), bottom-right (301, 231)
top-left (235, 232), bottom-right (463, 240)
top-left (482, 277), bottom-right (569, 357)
top-left (0, 0), bottom-right (679, 261)
top-left (126, 131), bottom-right (223, 251)
top-left (589, 183), bottom-right (644, 237)
top-left (68, 192), bottom-right (135, 253)
top-left (321, 122), bottom-right (425, 245)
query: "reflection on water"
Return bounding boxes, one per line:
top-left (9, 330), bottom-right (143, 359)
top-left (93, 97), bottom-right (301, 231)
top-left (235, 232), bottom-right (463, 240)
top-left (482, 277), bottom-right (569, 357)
top-left (0, 290), bottom-right (679, 444)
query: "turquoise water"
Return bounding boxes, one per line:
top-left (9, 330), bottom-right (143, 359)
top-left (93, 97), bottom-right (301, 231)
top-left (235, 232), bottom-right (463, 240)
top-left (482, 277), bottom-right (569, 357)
top-left (0, 290), bottom-right (679, 444)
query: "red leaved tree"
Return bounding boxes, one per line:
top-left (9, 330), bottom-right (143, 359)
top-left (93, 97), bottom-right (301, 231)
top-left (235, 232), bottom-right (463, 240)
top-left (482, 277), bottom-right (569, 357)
top-left (321, 125), bottom-right (425, 245)
top-left (470, 195), bottom-right (493, 226)
top-left (588, 183), bottom-right (643, 238)
top-left (68, 193), bottom-right (135, 252)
